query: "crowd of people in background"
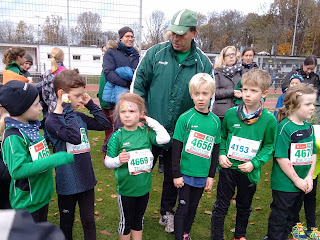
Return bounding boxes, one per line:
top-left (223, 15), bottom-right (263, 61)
top-left (0, 8), bottom-right (320, 240)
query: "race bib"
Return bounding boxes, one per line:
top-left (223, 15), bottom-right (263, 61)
top-left (185, 130), bottom-right (215, 159)
top-left (66, 128), bottom-right (90, 154)
top-left (128, 149), bottom-right (153, 175)
top-left (29, 139), bottom-right (50, 161)
top-left (290, 141), bottom-right (313, 165)
top-left (227, 136), bottom-right (260, 162)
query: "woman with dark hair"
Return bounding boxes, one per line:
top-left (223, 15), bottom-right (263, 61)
top-left (282, 56), bottom-right (319, 92)
top-left (241, 47), bottom-right (259, 73)
top-left (212, 46), bottom-right (244, 120)
top-left (2, 47), bottom-right (31, 84)
top-left (281, 55), bottom-right (320, 123)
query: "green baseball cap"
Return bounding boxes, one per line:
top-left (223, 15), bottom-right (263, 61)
top-left (167, 9), bottom-right (197, 35)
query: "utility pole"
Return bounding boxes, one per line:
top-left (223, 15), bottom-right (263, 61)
top-left (291, 0), bottom-right (300, 56)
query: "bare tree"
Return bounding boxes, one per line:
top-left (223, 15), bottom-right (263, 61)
top-left (144, 11), bottom-right (169, 47)
top-left (76, 11), bottom-right (102, 46)
top-left (14, 20), bottom-right (34, 43)
top-left (42, 15), bottom-right (67, 44)
top-left (0, 21), bottom-right (15, 42)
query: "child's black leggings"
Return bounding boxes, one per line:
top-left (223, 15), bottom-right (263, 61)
top-left (58, 188), bottom-right (96, 240)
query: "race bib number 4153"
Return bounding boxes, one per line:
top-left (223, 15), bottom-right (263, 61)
top-left (185, 130), bottom-right (215, 159)
top-left (227, 136), bottom-right (260, 162)
top-left (290, 141), bottom-right (313, 165)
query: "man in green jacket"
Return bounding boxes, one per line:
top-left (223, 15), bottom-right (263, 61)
top-left (131, 9), bottom-right (213, 233)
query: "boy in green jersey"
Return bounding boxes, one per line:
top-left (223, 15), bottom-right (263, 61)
top-left (172, 73), bottom-right (220, 240)
top-left (211, 69), bottom-right (278, 240)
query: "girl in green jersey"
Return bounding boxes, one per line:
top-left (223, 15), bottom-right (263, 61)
top-left (104, 93), bottom-right (170, 240)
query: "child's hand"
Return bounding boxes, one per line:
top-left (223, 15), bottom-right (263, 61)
top-left (119, 149), bottom-right (130, 163)
top-left (62, 93), bottom-right (71, 103)
top-left (173, 177), bottom-right (184, 188)
top-left (219, 155), bottom-right (232, 168)
top-left (304, 175), bottom-right (313, 193)
top-left (138, 116), bottom-right (147, 128)
top-left (204, 177), bottom-right (214, 191)
top-left (238, 162), bottom-right (254, 173)
top-left (293, 178), bottom-right (308, 193)
top-left (81, 93), bottom-right (91, 105)
top-left (234, 90), bottom-right (242, 98)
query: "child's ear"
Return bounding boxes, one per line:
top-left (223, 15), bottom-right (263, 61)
top-left (57, 89), bottom-right (65, 99)
top-left (262, 90), bottom-right (268, 99)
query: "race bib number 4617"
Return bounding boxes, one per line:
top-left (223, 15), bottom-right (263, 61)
top-left (185, 130), bottom-right (215, 159)
top-left (290, 142), bottom-right (313, 165)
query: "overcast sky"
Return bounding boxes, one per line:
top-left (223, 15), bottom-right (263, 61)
top-left (143, 0), bottom-right (274, 19)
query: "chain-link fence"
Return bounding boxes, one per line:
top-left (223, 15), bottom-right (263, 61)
top-left (0, 0), bottom-right (142, 77)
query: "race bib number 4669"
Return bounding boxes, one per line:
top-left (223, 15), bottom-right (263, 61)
top-left (128, 149), bottom-right (154, 175)
top-left (185, 130), bottom-right (215, 159)
top-left (290, 142), bottom-right (313, 165)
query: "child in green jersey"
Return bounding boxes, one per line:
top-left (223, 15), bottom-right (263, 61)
top-left (0, 81), bottom-right (74, 222)
top-left (172, 73), bottom-right (220, 240)
top-left (211, 69), bottom-right (278, 240)
top-left (267, 83), bottom-right (318, 240)
top-left (104, 93), bottom-right (170, 240)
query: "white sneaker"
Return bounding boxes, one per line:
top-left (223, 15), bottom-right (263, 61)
top-left (164, 211), bottom-right (174, 233)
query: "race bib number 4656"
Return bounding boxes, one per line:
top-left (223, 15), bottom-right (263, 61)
top-left (290, 142), bottom-right (313, 165)
top-left (185, 130), bottom-right (215, 159)
top-left (29, 139), bottom-right (50, 161)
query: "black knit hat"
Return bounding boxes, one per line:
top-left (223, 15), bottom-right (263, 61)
top-left (0, 80), bottom-right (39, 116)
top-left (118, 26), bottom-right (133, 39)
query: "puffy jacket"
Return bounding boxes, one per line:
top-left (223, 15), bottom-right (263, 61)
top-left (103, 41), bottom-right (139, 88)
top-left (212, 66), bottom-right (244, 118)
top-left (282, 68), bottom-right (320, 104)
top-left (132, 40), bottom-right (213, 141)
top-left (3, 62), bottom-right (29, 85)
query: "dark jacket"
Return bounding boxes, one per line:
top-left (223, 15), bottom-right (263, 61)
top-left (132, 40), bottom-right (213, 142)
top-left (102, 41), bottom-right (140, 88)
top-left (281, 68), bottom-right (320, 104)
top-left (212, 66), bottom-right (244, 118)
top-left (242, 61), bottom-right (259, 73)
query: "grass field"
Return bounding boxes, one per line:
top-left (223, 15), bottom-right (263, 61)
top-left (46, 109), bottom-right (320, 240)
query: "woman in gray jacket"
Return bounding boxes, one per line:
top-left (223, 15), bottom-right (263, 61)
top-left (212, 46), bottom-right (244, 120)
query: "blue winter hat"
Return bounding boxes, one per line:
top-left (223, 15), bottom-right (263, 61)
top-left (290, 74), bottom-right (304, 83)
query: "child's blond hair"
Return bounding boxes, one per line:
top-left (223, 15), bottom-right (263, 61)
top-left (114, 93), bottom-right (146, 121)
top-left (241, 69), bottom-right (271, 92)
top-left (51, 47), bottom-right (64, 74)
top-left (189, 73), bottom-right (215, 95)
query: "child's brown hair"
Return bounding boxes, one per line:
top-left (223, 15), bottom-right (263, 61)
top-left (114, 93), bottom-right (146, 121)
top-left (277, 83), bottom-right (317, 122)
top-left (241, 69), bottom-right (271, 92)
top-left (53, 69), bottom-right (86, 94)
top-left (2, 47), bottom-right (26, 66)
